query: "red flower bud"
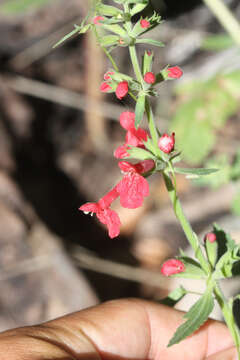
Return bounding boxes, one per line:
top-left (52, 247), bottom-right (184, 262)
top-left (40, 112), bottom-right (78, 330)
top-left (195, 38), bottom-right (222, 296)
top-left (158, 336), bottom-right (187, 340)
top-left (144, 72), bottom-right (156, 84)
top-left (140, 19), bottom-right (150, 28)
top-left (161, 259), bottom-right (185, 276)
top-left (93, 16), bottom-right (104, 25)
top-left (100, 82), bottom-right (112, 93)
top-left (204, 232), bottom-right (217, 243)
top-left (158, 132), bottom-right (175, 153)
top-left (147, 50), bottom-right (152, 56)
top-left (116, 81), bottom-right (128, 100)
top-left (167, 66), bottom-right (183, 79)
top-left (104, 71), bottom-right (114, 81)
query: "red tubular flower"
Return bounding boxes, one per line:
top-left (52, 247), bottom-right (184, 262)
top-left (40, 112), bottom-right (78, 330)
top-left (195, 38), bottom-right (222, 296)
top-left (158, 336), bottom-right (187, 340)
top-left (140, 19), bottom-right (150, 28)
top-left (114, 112), bottom-right (149, 159)
top-left (116, 160), bottom-right (154, 209)
top-left (158, 132), bottom-right (175, 154)
top-left (167, 66), bottom-right (183, 79)
top-left (144, 72), bottom-right (156, 84)
top-left (100, 82), bottom-right (112, 93)
top-left (161, 259), bottom-right (185, 276)
top-left (79, 187), bottom-right (121, 239)
top-left (116, 81), bottom-right (128, 100)
top-left (204, 232), bottom-right (217, 243)
top-left (93, 16), bottom-right (104, 25)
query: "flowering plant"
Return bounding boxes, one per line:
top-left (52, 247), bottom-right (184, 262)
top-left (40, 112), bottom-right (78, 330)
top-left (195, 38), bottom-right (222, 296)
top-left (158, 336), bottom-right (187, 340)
top-left (56, 0), bottom-right (240, 356)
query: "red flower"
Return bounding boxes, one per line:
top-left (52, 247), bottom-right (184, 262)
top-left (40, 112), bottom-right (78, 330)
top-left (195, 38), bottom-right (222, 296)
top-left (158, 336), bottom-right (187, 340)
top-left (79, 187), bottom-right (121, 239)
top-left (104, 71), bottom-right (114, 81)
top-left (116, 81), bottom-right (128, 100)
top-left (140, 19), bottom-right (150, 28)
top-left (204, 232), bottom-right (217, 243)
top-left (114, 112), bottom-right (149, 159)
top-left (144, 72), bottom-right (156, 84)
top-left (116, 160), bottom-right (154, 209)
top-left (161, 259), bottom-right (185, 276)
top-left (100, 82), bottom-right (112, 93)
top-left (158, 132), bottom-right (175, 154)
top-left (93, 16), bottom-right (104, 25)
top-left (147, 50), bottom-right (152, 56)
top-left (167, 66), bottom-right (183, 79)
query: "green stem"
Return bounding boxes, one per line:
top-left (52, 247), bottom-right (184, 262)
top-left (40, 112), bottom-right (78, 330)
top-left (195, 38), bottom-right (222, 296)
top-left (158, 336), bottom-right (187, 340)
top-left (203, 0), bottom-right (240, 46)
top-left (214, 282), bottom-right (240, 358)
top-left (162, 171), bottom-right (210, 274)
top-left (145, 98), bottom-right (159, 148)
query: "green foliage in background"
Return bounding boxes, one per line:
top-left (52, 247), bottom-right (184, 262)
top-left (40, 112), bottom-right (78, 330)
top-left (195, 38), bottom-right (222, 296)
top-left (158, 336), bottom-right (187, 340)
top-left (170, 70), bottom-right (240, 165)
top-left (0, 0), bottom-right (51, 14)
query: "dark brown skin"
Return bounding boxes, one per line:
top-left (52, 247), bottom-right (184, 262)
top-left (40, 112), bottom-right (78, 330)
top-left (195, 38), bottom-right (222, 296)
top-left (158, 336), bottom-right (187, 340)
top-left (0, 299), bottom-right (237, 360)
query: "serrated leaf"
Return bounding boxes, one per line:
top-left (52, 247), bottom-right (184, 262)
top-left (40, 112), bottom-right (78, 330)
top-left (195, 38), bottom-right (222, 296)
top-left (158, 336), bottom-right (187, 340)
top-left (130, 2), bottom-right (148, 16)
top-left (135, 94), bottom-right (145, 128)
top-left (168, 290), bottom-right (214, 347)
top-left (159, 286), bottom-right (187, 307)
top-left (136, 38), bottom-right (165, 47)
top-left (174, 167), bottom-right (218, 177)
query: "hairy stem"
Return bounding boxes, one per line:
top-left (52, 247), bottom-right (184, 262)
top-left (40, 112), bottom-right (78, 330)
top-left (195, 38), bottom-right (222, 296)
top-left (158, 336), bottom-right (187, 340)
top-left (162, 171), bottom-right (210, 274)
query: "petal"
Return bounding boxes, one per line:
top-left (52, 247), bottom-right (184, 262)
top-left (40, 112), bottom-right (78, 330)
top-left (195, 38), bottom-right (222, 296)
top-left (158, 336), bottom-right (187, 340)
top-left (117, 172), bottom-right (149, 209)
top-left (99, 187), bottom-right (119, 209)
top-left (79, 202), bottom-right (99, 213)
top-left (114, 145), bottom-right (130, 159)
top-left (97, 208), bottom-right (121, 238)
top-left (118, 161), bottom-right (136, 173)
top-left (135, 159), bottom-right (155, 174)
top-left (119, 111), bottom-right (135, 130)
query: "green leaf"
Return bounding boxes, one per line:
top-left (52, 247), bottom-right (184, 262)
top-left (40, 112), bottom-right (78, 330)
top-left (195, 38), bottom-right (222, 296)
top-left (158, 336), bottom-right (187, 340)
top-left (159, 286), bottom-right (187, 307)
top-left (101, 24), bottom-right (127, 37)
top-left (135, 94), bottom-right (146, 128)
top-left (168, 290), bottom-right (214, 347)
top-left (99, 34), bottom-right (119, 47)
top-left (130, 1), bottom-right (148, 16)
top-left (96, 4), bottom-right (123, 16)
top-left (0, 0), bottom-right (50, 14)
top-left (53, 26), bottom-right (82, 48)
top-left (172, 256), bottom-right (206, 279)
top-left (174, 167), bottom-right (218, 177)
top-left (205, 237), bottom-right (218, 268)
top-left (126, 146), bottom-right (156, 161)
top-left (136, 38), bottom-right (165, 47)
top-left (142, 50), bottom-right (153, 74)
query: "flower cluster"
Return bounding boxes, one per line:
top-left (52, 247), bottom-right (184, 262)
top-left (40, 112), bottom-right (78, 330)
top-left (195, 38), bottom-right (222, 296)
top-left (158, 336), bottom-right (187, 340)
top-left (114, 111), bottom-right (149, 159)
top-left (79, 112), bottom-right (155, 238)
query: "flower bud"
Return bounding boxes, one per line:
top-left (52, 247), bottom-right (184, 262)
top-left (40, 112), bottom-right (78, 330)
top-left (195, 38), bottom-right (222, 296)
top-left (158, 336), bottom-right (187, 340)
top-left (104, 71), bottom-right (114, 81)
top-left (204, 232), bottom-right (217, 243)
top-left (167, 66), bottom-right (183, 79)
top-left (140, 19), bottom-right (150, 28)
top-left (116, 81), bottom-right (128, 100)
top-left (100, 82), bottom-right (112, 93)
top-left (158, 133), bottom-right (175, 154)
top-left (161, 259), bottom-right (185, 276)
top-left (93, 16), bottom-right (104, 25)
top-left (144, 72), bottom-right (156, 84)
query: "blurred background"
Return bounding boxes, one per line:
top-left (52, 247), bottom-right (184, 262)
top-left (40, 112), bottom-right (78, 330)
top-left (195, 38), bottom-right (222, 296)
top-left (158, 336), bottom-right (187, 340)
top-left (0, 0), bottom-right (240, 330)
